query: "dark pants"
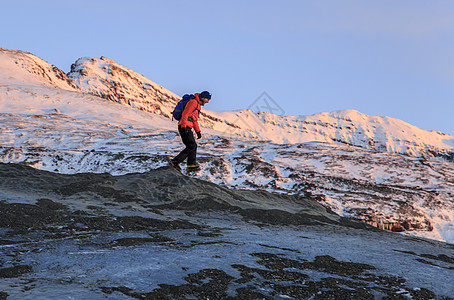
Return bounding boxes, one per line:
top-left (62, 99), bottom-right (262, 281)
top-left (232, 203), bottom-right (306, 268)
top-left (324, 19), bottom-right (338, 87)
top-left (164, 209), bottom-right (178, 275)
top-left (173, 126), bottom-right (197, 165)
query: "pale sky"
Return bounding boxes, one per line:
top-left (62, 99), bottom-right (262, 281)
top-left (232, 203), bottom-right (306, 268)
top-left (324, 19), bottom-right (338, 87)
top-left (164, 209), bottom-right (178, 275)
top-left (2, 0), bottom-right (453, 134)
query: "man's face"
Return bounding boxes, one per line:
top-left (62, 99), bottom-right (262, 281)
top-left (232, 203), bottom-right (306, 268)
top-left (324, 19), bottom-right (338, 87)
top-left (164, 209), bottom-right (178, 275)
top-left (201, 98), bottom-right (210, 105)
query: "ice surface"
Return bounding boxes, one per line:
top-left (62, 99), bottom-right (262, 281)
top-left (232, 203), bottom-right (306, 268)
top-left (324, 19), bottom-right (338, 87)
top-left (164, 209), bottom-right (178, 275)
top-left (1, 210), bottom-right (453, 299)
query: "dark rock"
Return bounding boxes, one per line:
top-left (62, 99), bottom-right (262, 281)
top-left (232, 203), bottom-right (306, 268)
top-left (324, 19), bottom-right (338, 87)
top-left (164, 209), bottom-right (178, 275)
top-left (110, 235), bottom-right (174, 247)
top-left (0, 265), bottom-right (32, 278)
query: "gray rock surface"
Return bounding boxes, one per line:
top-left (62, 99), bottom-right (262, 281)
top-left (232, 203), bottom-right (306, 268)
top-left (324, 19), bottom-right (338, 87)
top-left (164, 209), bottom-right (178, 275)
top-left (0, 163), bottom-right (453, 299)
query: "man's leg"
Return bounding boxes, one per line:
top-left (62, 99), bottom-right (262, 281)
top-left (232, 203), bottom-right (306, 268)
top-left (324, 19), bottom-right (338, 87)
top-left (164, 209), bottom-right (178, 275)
top-left (173, 126), bottom-right (196, 164)
top-left (185, 129), bottom-right (198, 165)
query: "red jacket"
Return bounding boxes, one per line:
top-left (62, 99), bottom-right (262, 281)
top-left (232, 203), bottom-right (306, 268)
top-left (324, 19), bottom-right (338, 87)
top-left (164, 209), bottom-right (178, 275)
top-left (178, 93), bottom-right (202, 133)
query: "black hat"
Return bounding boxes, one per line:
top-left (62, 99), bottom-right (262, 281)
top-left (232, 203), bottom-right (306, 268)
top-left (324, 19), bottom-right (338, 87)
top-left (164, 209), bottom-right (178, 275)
top-left (200, 91), bottom-right (212, 100)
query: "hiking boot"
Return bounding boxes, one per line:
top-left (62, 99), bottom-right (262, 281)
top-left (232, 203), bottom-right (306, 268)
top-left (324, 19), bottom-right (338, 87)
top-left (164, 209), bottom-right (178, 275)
top-left (187, 164), bottom-right (201, 172)
top-left (169, 160), bottom-right (181, 171)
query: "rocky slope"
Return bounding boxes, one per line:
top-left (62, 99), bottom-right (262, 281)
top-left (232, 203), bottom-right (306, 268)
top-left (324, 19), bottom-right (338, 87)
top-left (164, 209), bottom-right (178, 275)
top-left (198, 140), bottom-right (454, 241)
top-left (0, 163), bottom-right (453, 299)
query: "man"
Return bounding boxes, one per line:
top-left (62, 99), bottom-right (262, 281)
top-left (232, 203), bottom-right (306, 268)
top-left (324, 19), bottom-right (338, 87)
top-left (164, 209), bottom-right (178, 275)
top-left (170, 91), bottom-right (211, 172)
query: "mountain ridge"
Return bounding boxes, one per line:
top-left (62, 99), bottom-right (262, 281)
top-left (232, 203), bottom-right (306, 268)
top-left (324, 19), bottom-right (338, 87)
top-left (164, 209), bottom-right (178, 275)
top-left (61, 50), bottom-right (454, 161)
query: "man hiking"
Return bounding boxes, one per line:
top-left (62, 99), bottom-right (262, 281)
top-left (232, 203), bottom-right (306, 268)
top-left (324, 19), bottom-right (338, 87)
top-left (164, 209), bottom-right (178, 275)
top-left (170, 91), bottom-right (212, 172)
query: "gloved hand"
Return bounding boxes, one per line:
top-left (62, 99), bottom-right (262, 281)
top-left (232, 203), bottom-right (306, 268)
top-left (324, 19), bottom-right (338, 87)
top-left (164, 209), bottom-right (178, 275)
top-left (196, 131), bottom-right (202, 139)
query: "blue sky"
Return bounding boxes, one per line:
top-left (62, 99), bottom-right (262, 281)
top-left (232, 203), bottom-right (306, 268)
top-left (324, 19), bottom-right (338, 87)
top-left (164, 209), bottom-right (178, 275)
top-left (2, 0), bottom-right (454, 134)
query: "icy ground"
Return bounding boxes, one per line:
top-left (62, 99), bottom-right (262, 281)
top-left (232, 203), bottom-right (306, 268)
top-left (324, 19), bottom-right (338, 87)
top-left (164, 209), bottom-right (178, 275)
top-left (0, 164), bottom-right (453, 299)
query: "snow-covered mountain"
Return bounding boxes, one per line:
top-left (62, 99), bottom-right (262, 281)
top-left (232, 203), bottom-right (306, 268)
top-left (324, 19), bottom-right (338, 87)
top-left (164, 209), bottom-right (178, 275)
top-left (0, 47), bottom-right (453, 244)
top-left (66, 53), bottom-right (454, 160)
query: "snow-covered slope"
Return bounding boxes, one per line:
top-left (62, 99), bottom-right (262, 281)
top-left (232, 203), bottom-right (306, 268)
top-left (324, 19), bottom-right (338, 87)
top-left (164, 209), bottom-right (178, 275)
top-left (1, 48), bottom-right (453, 244)
top-left (0, 48), bottom-right (79, 91)
top-left (66, 54), bottom-right (454, 160)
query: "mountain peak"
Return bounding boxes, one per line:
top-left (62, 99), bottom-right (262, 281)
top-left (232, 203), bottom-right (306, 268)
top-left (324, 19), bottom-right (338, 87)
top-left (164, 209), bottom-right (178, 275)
top-left (99, 55), bottom-right (114, 63)
top-left (67, 55), bottom-right (180, 117)
top-left (0, 48), bottom-right (79, 91)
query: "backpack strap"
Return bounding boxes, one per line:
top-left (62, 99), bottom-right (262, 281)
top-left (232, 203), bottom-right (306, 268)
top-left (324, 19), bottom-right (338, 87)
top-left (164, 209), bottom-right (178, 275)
top-left (192, 93), bottom-right (202, 113)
